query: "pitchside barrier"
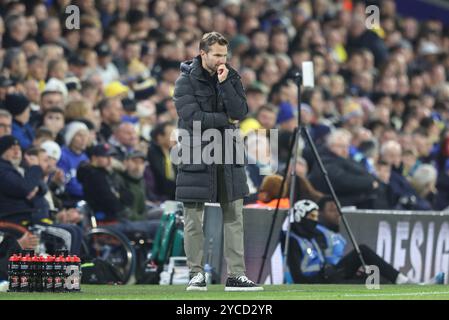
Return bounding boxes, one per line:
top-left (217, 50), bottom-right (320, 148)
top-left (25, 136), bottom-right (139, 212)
top-left (203, 204), bottom-right (449, 284)
top-left (340, 208), bottom-right (449, 284)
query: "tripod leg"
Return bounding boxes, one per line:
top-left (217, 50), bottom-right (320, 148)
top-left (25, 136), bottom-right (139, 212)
top-left (282, 128), bottom-right (302, 283)
top-left (257, 128), bottom-right (297, 284)
top-left (300, 127), bottom-right (368, 272)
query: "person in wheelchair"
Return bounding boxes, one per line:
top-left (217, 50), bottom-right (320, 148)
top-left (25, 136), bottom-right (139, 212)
top-left (77, 143), bottom-right (159, 241)
top-left (0, 135), bottom-right (82, 255)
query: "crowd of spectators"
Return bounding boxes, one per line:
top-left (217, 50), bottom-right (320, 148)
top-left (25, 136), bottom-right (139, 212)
top-left (0, 0), bottom-right (448, 256)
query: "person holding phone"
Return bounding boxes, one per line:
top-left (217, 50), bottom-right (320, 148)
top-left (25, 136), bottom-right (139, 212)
top-left (174, 32), bottom-right (262, 291)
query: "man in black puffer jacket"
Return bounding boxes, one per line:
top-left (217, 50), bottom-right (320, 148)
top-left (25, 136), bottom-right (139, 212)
top-left (173, 32), bottom-right (262, 292)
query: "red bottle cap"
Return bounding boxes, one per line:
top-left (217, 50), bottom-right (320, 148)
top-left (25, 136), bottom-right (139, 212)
top-left (8, 254), bottom-right (19, 262)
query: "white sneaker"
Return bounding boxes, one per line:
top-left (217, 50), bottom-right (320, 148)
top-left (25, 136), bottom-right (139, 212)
top-left (186, 272), bottom-right (207, 291)
top-left (224, 275), bottom-right (264, 292)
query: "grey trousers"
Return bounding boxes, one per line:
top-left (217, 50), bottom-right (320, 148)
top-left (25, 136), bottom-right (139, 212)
top-left (183, 166), bottom-right (246, 278)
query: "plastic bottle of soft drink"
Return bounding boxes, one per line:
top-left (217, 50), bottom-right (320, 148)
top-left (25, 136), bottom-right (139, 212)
top-left (42, 255), bottom-right (54, 292)
top-left (8, 254), bottom-right (20, 292)
top-left (32, 254), bottom-right (42, 292)
top-left (53, 255), bottom-right (64, 293)
top-left (19, 252), bottom-right (31, 292)
top-left (73, 255), bottom-right (81, 292)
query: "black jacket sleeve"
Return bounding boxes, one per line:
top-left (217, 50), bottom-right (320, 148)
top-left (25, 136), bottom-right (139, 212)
top-left (0, 165), bottom-right (43, 199)
top-left (326, 162), bottom-right (375, 194)
top-left (218, 76), bottom-right (249, 121)
top-left (174, 74), bottom-right (229, 129)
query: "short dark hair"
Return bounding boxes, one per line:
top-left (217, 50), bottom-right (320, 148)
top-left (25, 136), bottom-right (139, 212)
top-left (150, 121), bottom-right (173, 142)
top-left (43, 107), bottom-right (64, 117)
top-left (199, 32), bottom-right (228, 52)
top-left (24, 146), bottom-right (46, 157)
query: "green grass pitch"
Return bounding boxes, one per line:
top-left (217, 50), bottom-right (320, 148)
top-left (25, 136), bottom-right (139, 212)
top-left (1, 284), bottom-right (449, 300)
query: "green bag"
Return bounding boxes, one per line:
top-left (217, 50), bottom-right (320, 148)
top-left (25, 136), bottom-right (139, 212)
top-left (151, 212), bottom-right (185, 266)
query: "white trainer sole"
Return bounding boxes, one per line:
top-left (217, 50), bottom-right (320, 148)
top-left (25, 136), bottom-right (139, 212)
top-left (224, 286), bottom-right (264, 292)
top-left (186, 286), bottom-right (208, 291)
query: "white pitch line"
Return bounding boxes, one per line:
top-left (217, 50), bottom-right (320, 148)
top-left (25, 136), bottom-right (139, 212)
top-left (344, 291), bottom-right (449, 297)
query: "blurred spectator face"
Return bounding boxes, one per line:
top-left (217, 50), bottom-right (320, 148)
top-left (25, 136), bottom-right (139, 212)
top-left (33, 3), bottom-right (48, 22)
top-left (81, 26), bottom-right (101, 49)
top-left (257, 108), bottom-right (277, 130)
top-left (402, 149), bottom-right (418, 173)
top-left (0, 115), bottom-right (12, 137)
top-left (379, 76), bottom-right (398, 95)
top-left (42, 18), bottom-right (61, 43)
top-left (402, 18), bottom-right (418, 41)
top-left (41, 92), bottom-right (64, 111)
top-left (349, 15), bottom-right (365, 38)
top-left (125, 157), bottom-right (145, 178)
top-left (251, 31), bottom-right (269, 51)
top-left (37, 150), bottom-right (50, 176)
top-left (115, 123), bottom-right (138, 148)
top-left (9, 15), bottom-right (29, 43)
top-left (260, 63), bottom-right (280, 88)
top-left (381, 141), bottom-right (402, 168)
top-left (380, 128), bottom-right (398, 145)
top-left (213, 12), bottom-right (227, 34)
top-left (2, 143), bottom-right (21, 167)
top-left (397, 75), bottom-right (409, 97)
top-left (65, 30), bottom-right (80, 51)
top-left (26, 16), bottom-right (38, 37)
top-left (92, 155), bottom-right (111, 168)
top-left (270, 32), bottom-right (289, 54)
top-left (200, 42), bottom-right (227, 75)
top-left (246, 91), bottom-right (267, 113)
top-left (352, 127), bottom-right (373, 147)
top-left (22, 40), bottom-right (39, 58)
top-left (124, 42), bottom-right (141, 62)
top-left (28, 57), bottom-right (47, 81)
top-left (198, 7), bottom-right (213, 31)
top-left (331, 141), bottom-right (350, 159)
top-left (24, 79), bottom-right (40, 104)
top-left (354, 71), bottom-right (373, 93)
top-left (10, 51), bottom-right (28, 80)
top-left (382, 0), bottom-right (396, 18)
top-left (102, 98), bottom-right (124, 125)
top-left (413, 133), bottom-right (432, 157)
top-left (320, 200), bottom-right (340, 227)
top-left (161, 11), bottom-right (180, 33)
top-left (114, 20), bottom-right (130, 41)
top-left (376, 162), bottom-right (391, 184)
top-left (410, 75), bottom-right (424, 96)
top-left (328, 130), bottom-right (351, 159)
top-left (373, 106), bottom-right (391, 125)
top-left (157, 124), bottom-right (175, 149)
top-left (330, 75), bottom-right (345, 97)
top-left (49, 60), bottom-right (68, 80)
top-left (70, 130), bottom-right (89, 152)
top-left (43, 111), bottom-right (65, 136)
top-left (348, 53), bottom-right (364, 75)
top-left (402, 116), bottom-right (419, 134)
top-left (240, 68), bottom-right (256, 88)
top-left (312, 55), bottom-right (326, 78)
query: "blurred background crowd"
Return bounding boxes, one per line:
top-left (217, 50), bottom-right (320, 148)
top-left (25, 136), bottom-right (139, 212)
top-left (0, 0), bottom-right (448, 236)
